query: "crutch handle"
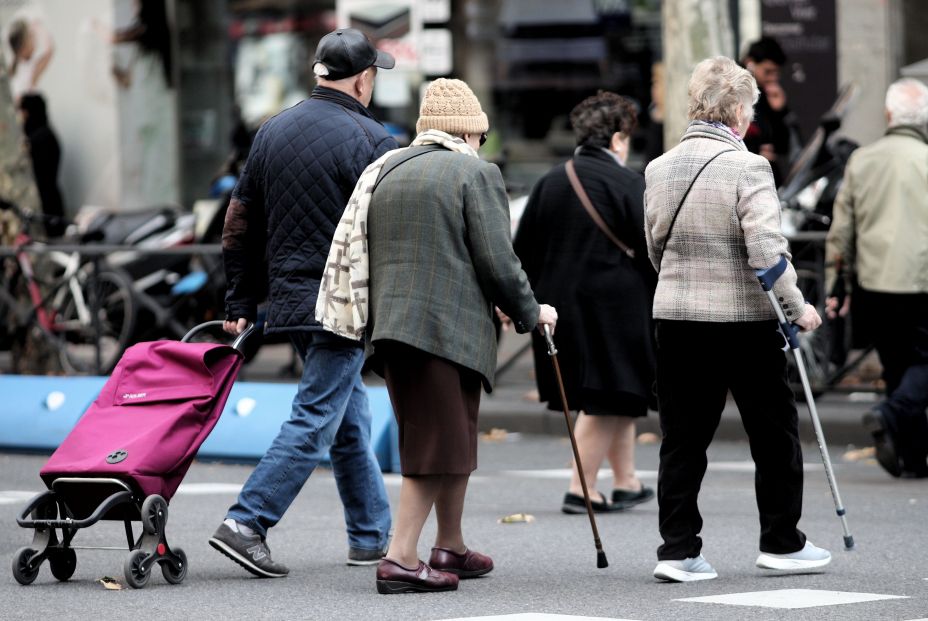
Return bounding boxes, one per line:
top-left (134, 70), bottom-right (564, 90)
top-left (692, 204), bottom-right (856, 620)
top-left (755, 255), bottom-right (789, 292)
top-left (755, 255), bottom-right (802, 349)
top-left (542, 324), bottom-right (557, 356)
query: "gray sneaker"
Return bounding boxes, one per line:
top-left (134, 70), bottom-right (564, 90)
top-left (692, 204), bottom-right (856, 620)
top-left (653, 554), bottom-right (718, 582)
top-left (756, 541), bottom-right (831, 571)
top-left (209, 522), bottom-right (289, 578)
top-left (347, 545), bottom-right (388, 566)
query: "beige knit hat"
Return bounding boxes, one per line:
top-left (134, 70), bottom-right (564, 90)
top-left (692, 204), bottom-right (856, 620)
top-left (416, 78), bottom-right (489, 135)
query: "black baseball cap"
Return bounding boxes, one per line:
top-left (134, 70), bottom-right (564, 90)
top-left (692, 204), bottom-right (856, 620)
top-left (314, 28), bottom-right (395, 80)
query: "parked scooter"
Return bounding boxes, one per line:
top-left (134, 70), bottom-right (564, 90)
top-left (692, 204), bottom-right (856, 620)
top-left (779, 83), bottom-right (859, 235)
top-left (73, 205), bottom-right (217, 342)
top-left (776, 83), bottom-right (861, 398)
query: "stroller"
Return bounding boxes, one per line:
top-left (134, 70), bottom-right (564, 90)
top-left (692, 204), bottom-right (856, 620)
top-left (12, 321), bottom-right (254, 588)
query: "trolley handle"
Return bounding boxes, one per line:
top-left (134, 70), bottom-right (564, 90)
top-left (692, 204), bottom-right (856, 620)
top-left (181, 320), bottom-right (257, 353)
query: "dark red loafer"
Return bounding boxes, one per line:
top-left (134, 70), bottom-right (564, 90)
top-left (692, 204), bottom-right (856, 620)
top-left (376, 558), bottom-right (459, 594)
top-left (428, 547), bottom-right (494, 578)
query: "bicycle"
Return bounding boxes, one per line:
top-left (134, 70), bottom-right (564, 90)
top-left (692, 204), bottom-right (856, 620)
top-left (0, 201), bottom-right (136, 374)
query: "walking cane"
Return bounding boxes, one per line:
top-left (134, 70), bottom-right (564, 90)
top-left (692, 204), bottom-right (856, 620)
top-left (756, 255), bottom-right (855, 550)
top-left (542, 324), bottom-right (609, 568)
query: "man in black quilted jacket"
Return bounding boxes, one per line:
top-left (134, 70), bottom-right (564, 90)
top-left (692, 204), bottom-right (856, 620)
top-left (209, 28), bottom-right (398, 578)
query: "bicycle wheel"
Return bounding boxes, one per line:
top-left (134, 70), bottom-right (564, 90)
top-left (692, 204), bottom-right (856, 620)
top-left (56, 269), bottom-right (136, 374)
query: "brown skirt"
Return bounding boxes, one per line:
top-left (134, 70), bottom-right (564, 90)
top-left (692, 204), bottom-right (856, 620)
top-left (379, 342), bottom-right (481, 476)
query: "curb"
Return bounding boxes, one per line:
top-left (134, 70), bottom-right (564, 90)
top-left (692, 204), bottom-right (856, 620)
top-left (477, 399), bottom-right (874, 448)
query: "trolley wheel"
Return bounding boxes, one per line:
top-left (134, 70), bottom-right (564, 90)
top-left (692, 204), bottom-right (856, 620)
top-left (161, 547), bottom-right (188, 585)
top-left (141, 495), bottom-right (168, 535)
top-left (48, 547), bottom-right (77, 582)
top-left (124, 549), bottom-right (152, 589)
top-left (12, 547), bottom-right (40, 585)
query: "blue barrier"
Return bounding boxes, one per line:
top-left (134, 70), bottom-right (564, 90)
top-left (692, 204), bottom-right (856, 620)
top-left (0, 376), bottom-right (107, 450)
top-left (0, 376), bottom-right (399, 472)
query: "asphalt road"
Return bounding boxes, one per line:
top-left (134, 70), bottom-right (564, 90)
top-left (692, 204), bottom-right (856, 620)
top-left (2, 435), bottom-right (926, 621)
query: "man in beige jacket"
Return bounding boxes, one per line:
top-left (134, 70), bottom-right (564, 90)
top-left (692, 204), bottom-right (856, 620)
top-left (826, 78), bottom-right (928, 479)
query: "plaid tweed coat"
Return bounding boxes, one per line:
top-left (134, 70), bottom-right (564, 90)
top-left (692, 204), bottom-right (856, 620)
top-left (644, 123), bottom-right (805, 322)
top-left (366, 149), bottom-right (540, 390)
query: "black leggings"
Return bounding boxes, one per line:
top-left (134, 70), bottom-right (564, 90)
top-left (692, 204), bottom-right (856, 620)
top-left (655, 319), bottom-right (806, 560)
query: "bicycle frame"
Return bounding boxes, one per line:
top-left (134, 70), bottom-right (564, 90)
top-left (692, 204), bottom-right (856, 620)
top-left (12, 230), bottom-right (93, 336)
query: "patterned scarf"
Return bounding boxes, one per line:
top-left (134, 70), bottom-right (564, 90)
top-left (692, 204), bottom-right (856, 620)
top-left (315, 129), bottom-right (479, 340)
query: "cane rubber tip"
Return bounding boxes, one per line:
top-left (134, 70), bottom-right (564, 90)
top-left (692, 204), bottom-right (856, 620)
top-left (597, 551), bottom-right (608, 569)
top-left (844, 535), bottom-right (855, 550)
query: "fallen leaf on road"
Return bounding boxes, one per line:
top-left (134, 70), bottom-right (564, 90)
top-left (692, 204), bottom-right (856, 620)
top-left (99, 576), bottom-right (123, 590)
top-left (480, 428), bottom-right (509, 442)
top-left (637, 432), bottom-right (660, 445)
top-left (842, 447), bottom-right (875, 462)
top-left (498, 513), bottom-right (535, 524)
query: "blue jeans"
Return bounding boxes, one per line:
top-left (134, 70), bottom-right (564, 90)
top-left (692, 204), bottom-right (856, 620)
top-left (226, 330), bottom-right (391, 551)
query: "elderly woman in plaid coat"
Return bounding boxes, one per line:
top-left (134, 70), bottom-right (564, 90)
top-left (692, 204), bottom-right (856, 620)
top-left (349, 79), bottom-right (557, 594)
top-left (644, 56), bottom-right (829, 583)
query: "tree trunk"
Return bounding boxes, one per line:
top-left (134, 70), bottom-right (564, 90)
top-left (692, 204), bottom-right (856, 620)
top-left (662, 0), bottom-right (736, 148)
top-left (0, 45), bottom-right (40, 246)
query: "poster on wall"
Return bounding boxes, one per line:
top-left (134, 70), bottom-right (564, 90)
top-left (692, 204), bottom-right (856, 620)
top-left (761, 0), bottom-right (837, 140)
top-left (0, 0), bottom-right (178, 215)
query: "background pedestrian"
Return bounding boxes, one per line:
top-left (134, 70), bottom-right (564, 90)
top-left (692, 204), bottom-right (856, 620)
top-left (513, 91), bottom-right (656, 515)
top-left (826, 77), bottom-right (928, 479)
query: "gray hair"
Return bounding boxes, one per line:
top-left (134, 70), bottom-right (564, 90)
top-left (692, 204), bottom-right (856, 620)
top-left (687, 56), bottom-right (759, 128)
top-left (885, 78), bottom-right (928, 128)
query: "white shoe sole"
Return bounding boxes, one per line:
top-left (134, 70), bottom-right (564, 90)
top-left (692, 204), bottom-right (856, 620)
top-left (209, 537), bottom-right (288, 578)
top-left (755, 553), bottom-right (832, 571)
top-left (346, 558), bottom-right (383, 566)
top-left (653, 563), bottom-right (718, 582)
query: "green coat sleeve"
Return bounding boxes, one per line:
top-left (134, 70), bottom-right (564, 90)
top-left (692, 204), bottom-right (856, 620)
top-left (463, 163), bottom-right (541, 333)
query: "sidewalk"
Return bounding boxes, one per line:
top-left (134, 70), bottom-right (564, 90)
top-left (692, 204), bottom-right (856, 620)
top-left (239, 331), bottom-right (878, 448)
top-left (0, 330), bottom-right (878, 447)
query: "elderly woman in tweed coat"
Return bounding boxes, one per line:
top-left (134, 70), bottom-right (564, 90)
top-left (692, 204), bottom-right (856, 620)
top-left (364, 79), bottom-right (557, 594)
top-left (643, 56), bottom-right (829, 583)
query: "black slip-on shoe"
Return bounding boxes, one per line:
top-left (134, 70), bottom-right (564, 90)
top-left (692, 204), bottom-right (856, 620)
top-left (612, 485), bottom-right (655, 508)
top-left (208, 523), bottom-right (289, 578)
top-left (561, 491), bottom-right (623, 514)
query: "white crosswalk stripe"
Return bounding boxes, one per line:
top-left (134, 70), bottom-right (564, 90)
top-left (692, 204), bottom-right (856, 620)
top-left (0, 490), bottom-right (36, 505)
top-left (502, 460), bottom-right (822, 480)
top-left (437, 615), bottom-right (641, 621)
top-left (676, 589), bottom-right (908, 609)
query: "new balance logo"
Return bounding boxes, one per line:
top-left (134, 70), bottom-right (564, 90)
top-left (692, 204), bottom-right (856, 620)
top-left (246, 544), bottom-right (267, 562)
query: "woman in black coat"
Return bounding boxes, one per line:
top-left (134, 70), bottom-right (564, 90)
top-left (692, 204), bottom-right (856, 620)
top-left (513, 92), bottom-right (657, 513)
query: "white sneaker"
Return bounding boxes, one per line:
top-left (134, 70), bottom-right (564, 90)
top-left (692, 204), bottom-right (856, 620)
top-left (756, 541), bottom-right (831, 571)
top-left (654, 554), bottom-right (718, 582)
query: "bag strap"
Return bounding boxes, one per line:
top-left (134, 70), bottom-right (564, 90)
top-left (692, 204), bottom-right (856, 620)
top-left (657, 149), bottom-right (735, 271)
top-left (565, 159), bottom-right (635, 258)
top-left (374, 144), bottom-right (445, 189)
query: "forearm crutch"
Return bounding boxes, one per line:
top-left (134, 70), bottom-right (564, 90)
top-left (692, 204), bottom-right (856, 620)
top-left (542, 324), bottom-right (608, 568)
top-left (756, 255), bottom-right (855, 550)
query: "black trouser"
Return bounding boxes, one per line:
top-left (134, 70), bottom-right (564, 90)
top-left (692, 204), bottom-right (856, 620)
top-left (655, 320), bottom-right (806, 560)
top-left (857, 289), bottom-right (928, 474)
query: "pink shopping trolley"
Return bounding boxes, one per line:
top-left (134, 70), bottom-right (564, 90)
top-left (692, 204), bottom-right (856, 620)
top-left (13, 321), bottom-right (254, 588)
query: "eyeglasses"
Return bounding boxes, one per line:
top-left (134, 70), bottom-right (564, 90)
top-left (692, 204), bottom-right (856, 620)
top-left (479, 132), bottom-right (488, 147)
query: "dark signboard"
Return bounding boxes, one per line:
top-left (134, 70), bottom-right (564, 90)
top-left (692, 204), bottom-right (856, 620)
top-left (760, 0), bottom-right (837, 141)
